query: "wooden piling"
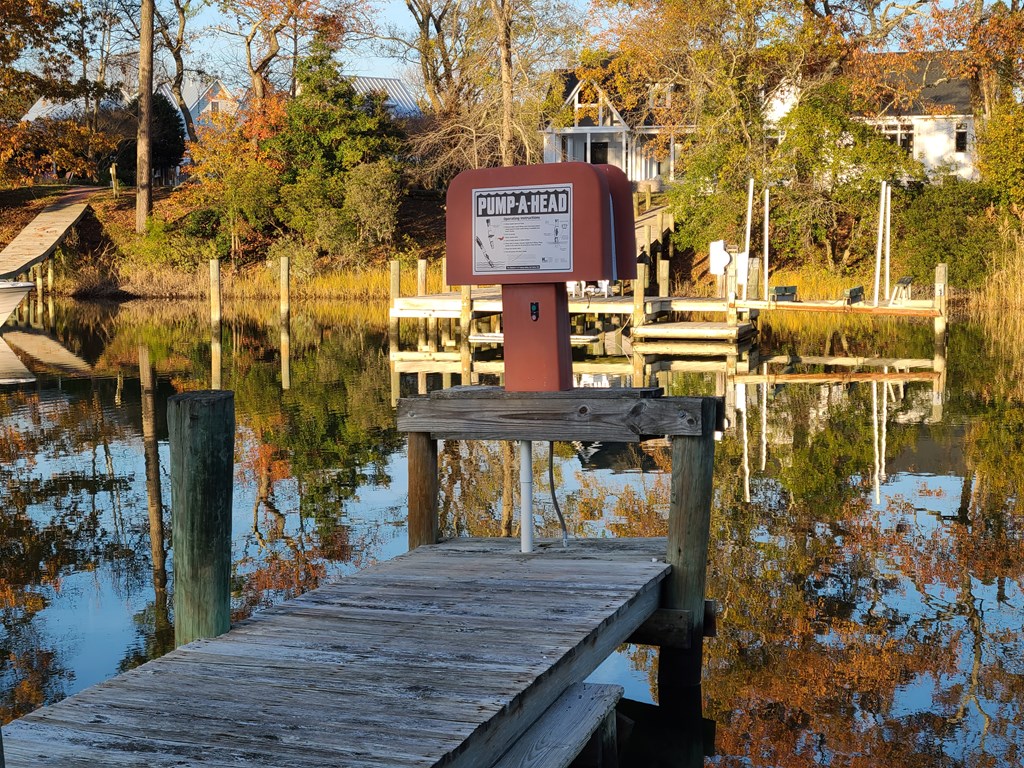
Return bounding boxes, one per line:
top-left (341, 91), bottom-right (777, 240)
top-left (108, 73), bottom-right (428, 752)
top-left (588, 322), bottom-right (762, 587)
top-left (279, 254), bottom-right (290, 323)
top-left (46, 260), bottom-right (53, 295)
top-left (168, 390), bottom-right (234, 647)
top-left (407, 432), bottom-right (439, 550)
top-left (658, 257), bottom-right (670, 298)
top-left (633, 260), bottom-right (648, 330)
top-left (461, 285), bottom-right (472, 383)
top-left (659, 397), bottom-right (717, 698)
top-left (139, 346), bottom-right (166, 592)
top-left (389, 259), bottom-right (400, 356)
top-left (934, 263), bottom-right (948, 336)
top-left (725, 263), bottom-right (738, 325)
top-left (209, 258), bottom-right (221, 326)
top-left (417, 258), bottom-right (428, 296)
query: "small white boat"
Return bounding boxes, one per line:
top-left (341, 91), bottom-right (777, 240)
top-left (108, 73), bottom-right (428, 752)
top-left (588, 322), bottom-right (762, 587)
top-left (0, 282), bottom-right (33, 326)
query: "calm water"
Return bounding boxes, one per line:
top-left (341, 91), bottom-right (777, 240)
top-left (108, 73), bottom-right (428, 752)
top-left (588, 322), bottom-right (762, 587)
top-left (1, 298), bottom-right (1021, 767)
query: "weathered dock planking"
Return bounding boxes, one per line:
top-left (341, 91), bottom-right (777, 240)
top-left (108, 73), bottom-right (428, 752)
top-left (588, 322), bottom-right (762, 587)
top-left (0, 189), bottom-right (95, 280)
top-left (0, 338), bottom-right (34, 384)
top-left (2, 538), bottom-right (671, 767)
top-left (2, 330), bottom-right (93, 375)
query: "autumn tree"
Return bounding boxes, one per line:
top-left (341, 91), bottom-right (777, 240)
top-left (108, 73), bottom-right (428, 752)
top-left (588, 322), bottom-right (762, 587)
top-left (155, 0), bottom-right (208, 142)
top-left (388, 0), bottom-right (578, 183)
top-left (0, 0), bottom-right (71, 119)
top-left (270, 37), bottom-right (404, 255)
top-left (217, 0), bottom-right (366, 102)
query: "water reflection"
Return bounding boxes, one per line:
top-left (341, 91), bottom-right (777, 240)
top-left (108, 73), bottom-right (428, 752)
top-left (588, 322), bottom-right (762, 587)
top-left (0, 298), bottom-right (1020, 767)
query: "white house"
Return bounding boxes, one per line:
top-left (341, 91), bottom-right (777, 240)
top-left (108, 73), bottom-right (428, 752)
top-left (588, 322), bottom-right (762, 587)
top-left (542, 54), bottom-right (978, 183)
top-left (541, 72), bottom-right (675, 183)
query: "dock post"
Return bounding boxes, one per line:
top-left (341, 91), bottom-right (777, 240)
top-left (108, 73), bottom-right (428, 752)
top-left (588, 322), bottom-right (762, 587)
top-left (725, 262), bottom-right (738, 326)
top-left (658, 256), bottom-right (670, 298)
top-left (407, 432), bottom-right (439, 549)
top-left (140, 345), bottom-right (171, 651)
top-left (933, 263), bottom-right (948, 337)
top-left (209, 258), bottom-right (221, 325)
top-left (47, 260), bottom-right (54, 295)
top-left (280, 255), bottom-right (290, 391)
top-left (633, 259), bottom-right (648, 330)
top-left (168, 390), bottom-right (234, 647)
top-left (280, 254), bottom-right (290, 322)
top-left (417, 258), bottom-right (428, 350)
top-left (461, 285), bottom-right (472, 383)
top-left (660, 397), bottom-right (717, 700)
top-left (389, 259), bottom-right (400, 356)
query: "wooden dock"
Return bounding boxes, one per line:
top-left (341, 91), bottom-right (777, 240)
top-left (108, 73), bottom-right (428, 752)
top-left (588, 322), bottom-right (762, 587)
top-left (0, 189), bottom-right (95, 281)
top-left (2, 330), bottom-right (93, 376)
top-left (2, 538), bottom-right (671, 767)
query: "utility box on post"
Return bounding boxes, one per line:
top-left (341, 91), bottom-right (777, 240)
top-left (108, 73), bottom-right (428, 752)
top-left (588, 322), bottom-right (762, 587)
top-left (446, 162), bottom-right (635, 391)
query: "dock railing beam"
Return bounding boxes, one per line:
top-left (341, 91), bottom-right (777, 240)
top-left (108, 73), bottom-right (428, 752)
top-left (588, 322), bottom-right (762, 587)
top-left (397, 390), bottom-right (721, 681)
top-left (169, 390), bottom-right (234, 647)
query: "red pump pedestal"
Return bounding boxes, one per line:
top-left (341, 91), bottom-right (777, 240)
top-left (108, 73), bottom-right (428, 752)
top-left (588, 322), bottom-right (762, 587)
top-left (501, 283), bottom-right (573, 391)
top-left (446, 162), bottom-right (634, 392)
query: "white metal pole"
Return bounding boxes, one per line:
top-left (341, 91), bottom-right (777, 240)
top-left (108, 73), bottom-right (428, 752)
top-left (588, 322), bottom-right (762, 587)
top-left (873, 181), bottom-right (887, 306)
top-left (741, 395), bottom-right (750, 503)
top-left (872, 381), bottom-right (880, 505)
top-left (763, 187), bottom-right (769, 301)
top-left (760, 363), bottom-right (768, 471)
top-left (519, 439), bottom-right (533, 553)
top-left (881, 366), bottom-right (888, 483)
top-left (884, 183), bottom-right (892, 302)
top-left (742, 178), bottom-right (754, 301)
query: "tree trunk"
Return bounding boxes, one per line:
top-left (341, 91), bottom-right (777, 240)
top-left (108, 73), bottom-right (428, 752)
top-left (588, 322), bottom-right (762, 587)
top-left (136, 0), bottom-right (155, 234)
top-left (489, 0), bottom-right (515, 166)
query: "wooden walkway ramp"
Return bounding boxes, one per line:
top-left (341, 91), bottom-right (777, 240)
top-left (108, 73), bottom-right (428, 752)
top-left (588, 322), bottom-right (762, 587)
top-left (0, 338), bottom-right (34, 384)
top-left (2, 330), bottom-right (93, 375)
top-left (3, 538), bottom-right (668, 767)
top-left (0, 188), bottom-right (95, 280)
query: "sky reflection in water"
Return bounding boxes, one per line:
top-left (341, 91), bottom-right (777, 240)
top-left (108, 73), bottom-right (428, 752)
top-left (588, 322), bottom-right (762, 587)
top-left (0, 299), bottom-right (1021, 767)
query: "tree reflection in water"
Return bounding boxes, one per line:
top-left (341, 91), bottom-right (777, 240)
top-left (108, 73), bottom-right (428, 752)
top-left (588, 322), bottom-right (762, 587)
top-left (0, 301), bottom-right (1021, 768)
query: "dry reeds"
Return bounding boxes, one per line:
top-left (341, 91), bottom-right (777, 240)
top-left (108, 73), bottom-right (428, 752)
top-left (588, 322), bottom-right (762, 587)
top-left (971, 226), bottom-right (1024, 400)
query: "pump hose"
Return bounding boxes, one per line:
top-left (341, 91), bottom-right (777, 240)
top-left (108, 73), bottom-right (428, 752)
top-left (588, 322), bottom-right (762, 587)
top-left (548, 441), bottom-right (569, 547)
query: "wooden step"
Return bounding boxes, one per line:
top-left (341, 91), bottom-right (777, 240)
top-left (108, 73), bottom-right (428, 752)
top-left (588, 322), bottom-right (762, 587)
top-left (489, 682), bottom-right (623, 768)
top-left (469, 332), bottom-right (601, 346)
top-left (632, 321), bottom-right (755, 341)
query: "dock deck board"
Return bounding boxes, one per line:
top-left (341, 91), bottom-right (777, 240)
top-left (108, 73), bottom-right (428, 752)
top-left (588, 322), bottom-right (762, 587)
top-left (3, 538), bottom-right (669, 768)
top-left (0, 189), bottom-right (96, 280)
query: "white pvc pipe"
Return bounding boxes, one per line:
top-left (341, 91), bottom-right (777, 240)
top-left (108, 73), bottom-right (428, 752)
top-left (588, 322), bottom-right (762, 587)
top-left (873, 181), bottom-right (886, 306)
top-left (763, 187), bottom-right (769, 300)
top-left (519, 439), bottom-right (533, 553)
top-left (742, 178), bottom-right (754, 301)
top-left (884, 183), bottom-right (892, 302)
top-left (872, 381), bottom-right (880, 505)
top-left (760, 363), bottom-right (768, 471)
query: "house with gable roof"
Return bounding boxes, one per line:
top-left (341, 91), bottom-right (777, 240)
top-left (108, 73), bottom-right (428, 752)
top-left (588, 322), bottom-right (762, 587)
top-left (542, 54), bottom-right (978, 184)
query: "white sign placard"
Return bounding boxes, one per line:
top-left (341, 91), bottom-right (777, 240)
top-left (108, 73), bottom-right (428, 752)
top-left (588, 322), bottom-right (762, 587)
top-left (472, 184), bottom-right (572, 275)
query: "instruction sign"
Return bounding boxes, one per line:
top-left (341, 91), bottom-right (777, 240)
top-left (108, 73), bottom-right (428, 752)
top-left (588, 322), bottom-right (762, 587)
top-left (471, 184), bottom-right (573, 276)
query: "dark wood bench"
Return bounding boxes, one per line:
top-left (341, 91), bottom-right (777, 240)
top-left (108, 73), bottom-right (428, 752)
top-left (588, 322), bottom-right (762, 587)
top-left (770, 285), bottom-right (798, 302)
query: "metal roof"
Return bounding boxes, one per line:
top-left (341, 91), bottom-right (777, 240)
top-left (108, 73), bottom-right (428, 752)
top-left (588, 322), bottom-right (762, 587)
top-left (350, 76), bottom-right (421, 118)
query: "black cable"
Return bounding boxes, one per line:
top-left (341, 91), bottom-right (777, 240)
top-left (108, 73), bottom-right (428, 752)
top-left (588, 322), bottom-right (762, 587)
top-left (548, 441), bottom-right (569, 547)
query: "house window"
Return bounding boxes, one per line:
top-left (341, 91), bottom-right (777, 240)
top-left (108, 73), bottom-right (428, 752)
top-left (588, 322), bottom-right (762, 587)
top-left (955, 122), bottom-right (968, 153)
top-left (210, 101), bottom-right (220, 114)
top-left (589, 142), bottom-right (608, 164)
top-left (879, 122), bottom-right (914, 154)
